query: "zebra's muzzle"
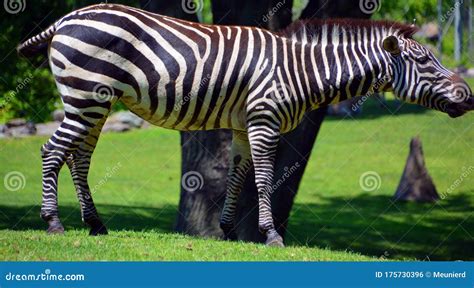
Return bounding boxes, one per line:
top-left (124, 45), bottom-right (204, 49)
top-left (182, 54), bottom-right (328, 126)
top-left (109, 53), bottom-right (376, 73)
top-left (446, 97), bottom-right (474, 118)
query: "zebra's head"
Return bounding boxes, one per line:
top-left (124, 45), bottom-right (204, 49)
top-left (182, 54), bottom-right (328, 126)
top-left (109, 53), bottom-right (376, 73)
top-left (382, 35), bottom-right (473, 118)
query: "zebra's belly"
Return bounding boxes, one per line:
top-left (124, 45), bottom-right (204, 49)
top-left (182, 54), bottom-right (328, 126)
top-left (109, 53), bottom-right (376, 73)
top-left (120, 93), bottom-right (247, 132)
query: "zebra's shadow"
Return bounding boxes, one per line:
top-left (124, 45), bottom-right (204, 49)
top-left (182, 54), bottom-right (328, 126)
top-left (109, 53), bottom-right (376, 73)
top-left (1, 192), bottom-right (472, 261)
top-left (0, 203), bottom-right (177, 234)
top-left (286, 193), bottom-right (474, 261)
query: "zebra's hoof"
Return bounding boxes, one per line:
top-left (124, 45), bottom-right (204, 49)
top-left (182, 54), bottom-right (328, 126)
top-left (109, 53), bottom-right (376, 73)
top-left (265, 231), bottom-right (284, 247)
top-left (89, 224), bottom-right (108, 236)
top-left (89, 226), bottom-right (108, 236)
top-left (47, 222), bottom-right (65, 234)
top-left (220, 223), bottom-right (237, 241)
top-left (87, 219), bottom-right (108, 236)
top-left (223, 230), bottom-right (238, 241)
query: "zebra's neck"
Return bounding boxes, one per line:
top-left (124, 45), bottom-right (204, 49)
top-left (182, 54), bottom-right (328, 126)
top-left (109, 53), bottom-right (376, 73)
top-left (280, 23), bottom-right (402, 111)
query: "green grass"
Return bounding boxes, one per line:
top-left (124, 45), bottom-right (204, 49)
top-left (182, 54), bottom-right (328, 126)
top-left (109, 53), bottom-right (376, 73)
top-left (0, 231), bottom-right (374, 261)
top-left (1, 87), bottom-right (473, 261)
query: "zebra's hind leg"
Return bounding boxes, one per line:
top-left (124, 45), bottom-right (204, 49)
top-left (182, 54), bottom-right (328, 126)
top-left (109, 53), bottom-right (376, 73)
top-left (40, 95), bottom-right (114, 234)
top-left (220, 130), bottom-right (252, 241)
top-left (40, 144), bottom-right (67, 234)
top-left (247, 123), bottom-right (284, 247)
top-left (66, 115), bottom-right (108, 236)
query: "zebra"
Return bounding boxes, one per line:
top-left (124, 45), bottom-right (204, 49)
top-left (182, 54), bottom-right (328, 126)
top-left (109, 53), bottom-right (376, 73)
top-left (17, 4), bottom-right (473, 246)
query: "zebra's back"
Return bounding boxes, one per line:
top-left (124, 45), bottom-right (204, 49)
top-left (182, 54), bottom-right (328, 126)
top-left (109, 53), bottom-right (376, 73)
top-left (49, 4), bottom-right (273, 131)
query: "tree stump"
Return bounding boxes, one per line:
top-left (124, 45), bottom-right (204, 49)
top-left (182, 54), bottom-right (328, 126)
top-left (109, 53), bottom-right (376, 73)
top-left (394, 137), bottom-right (439, 202)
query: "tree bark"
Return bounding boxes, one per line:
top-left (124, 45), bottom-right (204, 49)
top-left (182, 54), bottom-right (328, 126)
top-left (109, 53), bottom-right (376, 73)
top-left (175, 130), bottom-right (232, 236)
top-left (394, 137), bottom-right (439, 202)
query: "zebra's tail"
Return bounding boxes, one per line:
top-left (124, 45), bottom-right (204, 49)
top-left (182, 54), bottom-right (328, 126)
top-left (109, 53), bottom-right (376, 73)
top-left (17, 22), bottom-right (58, 58)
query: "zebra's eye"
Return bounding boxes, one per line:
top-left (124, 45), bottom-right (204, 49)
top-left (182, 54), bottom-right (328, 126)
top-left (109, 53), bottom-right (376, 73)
top-left (417, 55), bottom-right (430, 64)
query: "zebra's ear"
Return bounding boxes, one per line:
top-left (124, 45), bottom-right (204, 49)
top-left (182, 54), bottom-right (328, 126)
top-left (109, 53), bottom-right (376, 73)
top-left (382, 36), bottom-right (401, 56)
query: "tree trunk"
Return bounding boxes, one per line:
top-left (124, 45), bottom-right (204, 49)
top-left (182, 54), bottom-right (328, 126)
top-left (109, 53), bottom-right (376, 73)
top-left (175, 130), bottom-right (232, 236)
top-left (394, 137), bottom-right (439, 202)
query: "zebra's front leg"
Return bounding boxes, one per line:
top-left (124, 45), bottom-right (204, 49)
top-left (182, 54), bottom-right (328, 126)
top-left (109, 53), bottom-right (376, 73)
top-left (247, 123), bottom-right (284, 247)
top-left (220, 130), bottom-right (252, 241)
top-left (66, 116), bottom-right (108, 236)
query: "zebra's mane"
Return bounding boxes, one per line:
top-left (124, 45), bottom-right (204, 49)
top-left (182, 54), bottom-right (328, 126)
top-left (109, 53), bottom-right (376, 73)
top-left (279, 18), bottom-right (419, 42)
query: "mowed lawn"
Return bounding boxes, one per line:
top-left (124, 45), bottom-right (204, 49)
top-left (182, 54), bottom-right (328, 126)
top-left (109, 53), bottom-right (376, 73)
top-left (0, 94), bottom-right (473, 261)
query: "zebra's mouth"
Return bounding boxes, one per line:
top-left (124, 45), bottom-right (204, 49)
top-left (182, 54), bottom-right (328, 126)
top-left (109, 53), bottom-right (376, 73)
top-left (447, 108), bottom-right (466, 118)
top-left (446, 97), bottom-right (474, 118)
